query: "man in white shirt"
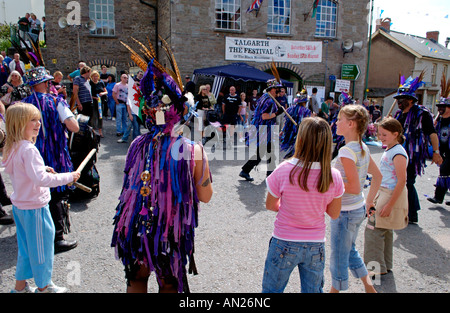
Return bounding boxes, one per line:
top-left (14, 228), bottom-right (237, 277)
top-left (9, 53), bottom-right (25, 76)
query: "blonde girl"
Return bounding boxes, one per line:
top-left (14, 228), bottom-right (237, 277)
top-left (238, 92), bottom-right (248, 142)
top-left (364, 117), bottom-right (408, 275)
top-left (330, 104), bottom-right (382, 293)
top-left (194, 85), bottom-right (212, 139)
top-left (263, 117), bottom-right (344, 293)
top-left (2, 102), bottom-right (80, 293)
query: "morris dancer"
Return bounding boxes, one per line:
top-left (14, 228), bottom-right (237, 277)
top-left (22, 67), bottom-right (80, 253)
top-left (239, 78), bottom-right (282, 181)
top-left (111, 39), bottom-right (213, 293)
top-left (280, 90), bottom-right (311, 159)
top-left (393, 71), bottom-right (442, 224)
top-left (427, 74), bottom-right (450, 205)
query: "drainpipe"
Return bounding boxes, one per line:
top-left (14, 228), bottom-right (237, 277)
top-left (364, 0), bottom-right (374, 100)
top-left (139, 0), bottom-right (158, 60)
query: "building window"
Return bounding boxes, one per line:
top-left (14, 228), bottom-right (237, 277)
top-left (215, 0), bottom-right (241, 31)
top-left (89, 0), bottom-right (115, 36)
top-left (443, 65), bottom-right (448, 82)
top-left (267, 0), bottom-right (291, 35)
top-left (431, 63), bottom-right (437, 85)
top-left (315, 0), bottom-right (337, 38)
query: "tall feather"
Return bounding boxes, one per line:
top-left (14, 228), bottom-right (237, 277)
top-left (132, 37), bottom-right (154, 60)
top-left (409, 69), bottom-right (425, 93)
top-left (26, 33), bottom-right (45, 66)
top-left (270, 60), bottom-right (281, 83)
top-left (9, 39), bottom-right (30, 64)
top-left (147, 36), bottom-right (157, 59)
top-left (158, 35), bottom-right (183, 91)
top-left (441, 73), bottom-right (450, 99)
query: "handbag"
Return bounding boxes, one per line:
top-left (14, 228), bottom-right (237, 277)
top-left (0, 92), bottom-right (12, 106)
top-left (0, 113), bottom-right (6, 148)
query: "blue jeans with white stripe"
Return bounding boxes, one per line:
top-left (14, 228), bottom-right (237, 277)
top-left (329, 206), bottom-right (368, 291)
top-left (12, 205), bottom-right (55, 289)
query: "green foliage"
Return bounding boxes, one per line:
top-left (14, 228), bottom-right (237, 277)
top-left (0, 23), bottom-right (11, 52)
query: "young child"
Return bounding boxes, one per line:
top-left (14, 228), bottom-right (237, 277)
top-left (364, 117), bottom-right (408, 275)
top-left (330, 104), bottom-right (382, 293)
top-left (262, 117), bottom-right (344, 293)
top-left (2, 102), bottom-right (80, 293)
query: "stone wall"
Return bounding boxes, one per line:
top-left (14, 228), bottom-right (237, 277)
top-left (41, 0), bottom-right (369, 99)
top-left (43, 0), bottom-right (156, 76)
top-left (164, 0), bottom-right (369, 99)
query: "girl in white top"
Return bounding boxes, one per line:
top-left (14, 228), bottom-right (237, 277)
top-left (364, 117), bottom-right (408, 275)
top-left (330, 104), bottom-right (382, 293)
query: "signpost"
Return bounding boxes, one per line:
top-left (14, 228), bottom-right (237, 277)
top-left (341, 64), bottom-right (361, 81)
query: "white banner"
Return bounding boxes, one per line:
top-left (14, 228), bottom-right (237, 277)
top-left (225, 37), bottom-right (322, 64)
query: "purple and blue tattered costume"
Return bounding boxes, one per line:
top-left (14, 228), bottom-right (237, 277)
top-left (23, 92), bottom-right (74, 192)
top-left (280, 95), bottom-right (311, 158)
top-left (246, 93), bottom-right (278, 147)
top-left (111, 60), bottom-right (207, 293)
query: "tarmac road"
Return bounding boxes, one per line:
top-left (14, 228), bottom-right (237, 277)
top-left (0, 119), bottom-right (449, 293)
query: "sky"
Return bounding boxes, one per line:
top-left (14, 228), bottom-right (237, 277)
top-left (1, 0), bottom-right (449, 47)
top-left (371, 0), bottom-right (450, 46)
top-left (0, 0), bottom-right (44, 24)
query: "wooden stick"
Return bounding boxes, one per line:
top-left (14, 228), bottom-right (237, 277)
top-left (76, 148), bottom-right (97, 173)
top-left (73, 182), bottom-right (92, 193)
top-left (386, 99), bottom-right (398, 117)
top-left (67, 148), bottom-right (97, 192)
top-left (267, 92), bottom-right (298, 126)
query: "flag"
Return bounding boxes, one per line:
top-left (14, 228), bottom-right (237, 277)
top-left (247, 0), bottom-right (263, 13)
top-left (311, 0), bottom-right (319, 18)
top-left (127, 75), bottom-right (143, 119)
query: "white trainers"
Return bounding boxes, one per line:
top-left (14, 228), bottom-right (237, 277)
top-left (11, 282), bottom-right (36, 293)
top-left (35, 282), bottom-right (68, 293)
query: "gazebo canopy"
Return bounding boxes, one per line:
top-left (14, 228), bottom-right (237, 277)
top-left (193, 62), bottom-right (293, 97)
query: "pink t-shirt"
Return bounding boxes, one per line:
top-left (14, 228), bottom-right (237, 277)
top-left (266, 158), bottom-right (344, 242)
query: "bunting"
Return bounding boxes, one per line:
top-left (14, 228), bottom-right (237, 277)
top-left (312, 0), bottom-right (320, 18)
top-left (247, 0), bottom-right (263, 15)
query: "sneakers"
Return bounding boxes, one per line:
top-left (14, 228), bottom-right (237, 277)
top-left (11, 282), bottom-right (36, 293)
top-left (117, 139), bottom-right (127, 143)
top-left (35, 282), bottom-right (68, 293)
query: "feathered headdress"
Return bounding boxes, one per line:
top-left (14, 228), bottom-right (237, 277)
top-left (340, 92), bottom-right (353, 105)
top-left (266, 60), bottom-right (284, 90)
top-left (294, 89), bottom-right (308, 104)
top-left (394, 70), bottom-right (425, 102)
top-left (121, 36), bottom-right (192, 131)
top-left (438, 73), bottom-right (450, 106)
top-left (10, 33), bottom-right (45, 67)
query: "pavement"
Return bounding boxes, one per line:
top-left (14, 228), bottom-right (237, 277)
top-left (0, 119), bottom-right (449, 293)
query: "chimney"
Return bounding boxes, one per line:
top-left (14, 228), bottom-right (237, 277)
top-left (426, 31), bottom-right (439, 43)
top-left (376, 17), bottom-right (391, 33)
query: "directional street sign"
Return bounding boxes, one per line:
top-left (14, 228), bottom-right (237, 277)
top-left (341, 64), bottom-right (361, 80)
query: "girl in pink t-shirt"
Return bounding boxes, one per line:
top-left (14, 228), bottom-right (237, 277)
top-left (262, 117), bottom-right (344, 293)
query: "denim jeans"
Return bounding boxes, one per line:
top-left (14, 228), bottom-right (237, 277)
top-left (122, 113), bottom-right (141, 141)
top-left (329, 206), bottom-right (368, 291)
top-left (262, 238), bottom-right (325, 293)
top-left (107, 98), bottom-right (115, 119)
top-left (116, 102), bottom-right (128, 134)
